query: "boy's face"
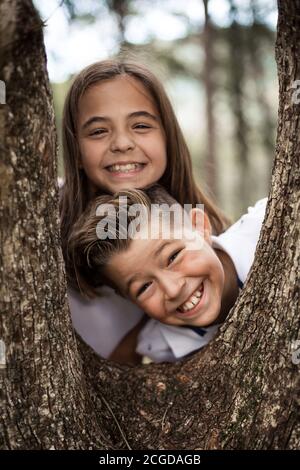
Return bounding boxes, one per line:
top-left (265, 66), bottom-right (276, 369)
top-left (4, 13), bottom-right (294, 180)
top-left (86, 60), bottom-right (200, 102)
top-left (103, 210), bottom-right (225, 327)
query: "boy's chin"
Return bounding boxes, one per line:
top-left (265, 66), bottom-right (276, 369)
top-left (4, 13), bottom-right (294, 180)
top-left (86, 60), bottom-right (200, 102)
top-left (183, 307), bottom-right (221, 328)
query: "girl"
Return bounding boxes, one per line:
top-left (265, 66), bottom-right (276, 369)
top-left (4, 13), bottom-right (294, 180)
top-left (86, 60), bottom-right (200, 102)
top-left (60, 59), bottom-right (228, 363)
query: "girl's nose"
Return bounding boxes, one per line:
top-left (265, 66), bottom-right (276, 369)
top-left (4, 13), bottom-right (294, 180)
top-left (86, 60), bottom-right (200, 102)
top-left (110, 130), bottom-right (136, 153)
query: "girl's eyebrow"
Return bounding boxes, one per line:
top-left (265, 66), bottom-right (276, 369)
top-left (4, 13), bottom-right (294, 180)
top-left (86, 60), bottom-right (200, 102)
top-left (81, 111), bottom-right (159, 131)
top-left (129, 111), bottom-right (159, 122)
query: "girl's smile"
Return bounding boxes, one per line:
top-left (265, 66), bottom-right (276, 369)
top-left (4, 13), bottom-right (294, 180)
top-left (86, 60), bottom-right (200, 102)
top-left (105, 161), bottom-right (147, 179)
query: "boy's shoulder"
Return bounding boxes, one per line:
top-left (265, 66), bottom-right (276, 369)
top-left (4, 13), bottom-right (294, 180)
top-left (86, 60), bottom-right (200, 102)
top-left (137, 319), bottom-right (219, 363)
top-left (212, 198), bottom-right (267, 283)
top-left (223, 198), bottom-right (267, 236)
top-left (214, 198), bottom-right (267, 240)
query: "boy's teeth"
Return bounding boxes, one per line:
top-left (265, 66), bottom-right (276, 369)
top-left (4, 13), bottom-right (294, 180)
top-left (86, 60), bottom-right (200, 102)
top-left (108, 163), bottom-right (141, 172)
top-left (178, 285), bottom-right (204, 313)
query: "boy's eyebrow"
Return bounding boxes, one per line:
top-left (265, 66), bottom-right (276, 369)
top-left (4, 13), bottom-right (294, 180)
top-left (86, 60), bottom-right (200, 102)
top-left (81, 111), bottom-right (159, 131)
top-left (125, 272), bottom-right (142, 296)
top-left (154, 240), bottom-right (172, 257)
top-left (125, 240), bottom-right (172, 295)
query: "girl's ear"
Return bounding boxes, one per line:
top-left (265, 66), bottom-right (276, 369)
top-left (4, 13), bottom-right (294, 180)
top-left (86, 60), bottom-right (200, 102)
top-left (190, 208), bottom-right (212, 243)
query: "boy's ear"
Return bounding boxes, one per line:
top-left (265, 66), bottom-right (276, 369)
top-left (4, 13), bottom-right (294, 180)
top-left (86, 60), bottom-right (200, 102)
top-left (190, 208), bottom-right (212, 243)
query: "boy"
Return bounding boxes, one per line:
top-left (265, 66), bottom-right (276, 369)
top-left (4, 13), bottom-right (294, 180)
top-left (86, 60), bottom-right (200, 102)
top-left (68, 185), bottom-right (266, 362)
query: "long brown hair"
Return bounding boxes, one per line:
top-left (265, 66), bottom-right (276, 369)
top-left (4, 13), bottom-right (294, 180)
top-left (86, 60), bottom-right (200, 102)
top-left (60, 59), bottom-right (229, 273)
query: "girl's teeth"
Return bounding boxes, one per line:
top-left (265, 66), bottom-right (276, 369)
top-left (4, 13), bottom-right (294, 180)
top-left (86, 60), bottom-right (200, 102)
top-left (108, 163), bottom-right (141, 172)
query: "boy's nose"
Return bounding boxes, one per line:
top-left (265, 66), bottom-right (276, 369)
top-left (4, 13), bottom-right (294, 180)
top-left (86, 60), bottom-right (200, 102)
top-left (160, 271), bottom-right (186, 301)
top-left (110, 131), bottom-right (136, 153)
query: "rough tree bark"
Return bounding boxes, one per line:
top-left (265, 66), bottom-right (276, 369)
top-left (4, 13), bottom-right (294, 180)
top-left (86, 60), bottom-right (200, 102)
top-left (0, 0), bottom-right (299, 450)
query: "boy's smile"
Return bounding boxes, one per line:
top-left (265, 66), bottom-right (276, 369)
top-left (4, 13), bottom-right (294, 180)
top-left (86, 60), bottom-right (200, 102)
top-left (103, 213), bottom-right (225, 328)
top-left (175, 281), bottom-right (205, 318)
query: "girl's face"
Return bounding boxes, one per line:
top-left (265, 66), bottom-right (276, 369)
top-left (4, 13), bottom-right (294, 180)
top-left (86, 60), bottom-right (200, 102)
top-left (77, 76), bottom-right (167, 194)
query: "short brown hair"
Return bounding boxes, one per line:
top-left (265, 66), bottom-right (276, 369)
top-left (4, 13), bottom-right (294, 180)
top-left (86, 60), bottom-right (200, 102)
top-left (67, 185), bottom-right (179, 298)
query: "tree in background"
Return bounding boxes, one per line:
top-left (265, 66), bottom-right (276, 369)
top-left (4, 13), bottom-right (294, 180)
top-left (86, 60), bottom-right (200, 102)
top-left (227, 0), bottom-right (250, 211)
top-left (248, 0), bottom-right (276, 183)
top-left (203, 0), bottom-right (218, 199)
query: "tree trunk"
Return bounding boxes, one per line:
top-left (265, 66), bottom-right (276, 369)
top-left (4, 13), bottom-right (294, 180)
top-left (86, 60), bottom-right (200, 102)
top-left (0, 0), bottom-right (109, 449)
top-left (0, 0), bottom-right (299, 450)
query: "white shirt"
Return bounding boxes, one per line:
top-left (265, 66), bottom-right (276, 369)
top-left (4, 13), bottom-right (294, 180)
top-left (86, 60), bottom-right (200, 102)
top-left (136, 198), bottom-right (267, 363)
top-left (68, 285), bottom-right (144, 358)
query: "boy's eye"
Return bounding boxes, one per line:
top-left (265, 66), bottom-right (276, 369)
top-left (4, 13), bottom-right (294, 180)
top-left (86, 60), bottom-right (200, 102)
top-left (168, 250), bottom-right (182, 265)
top-left (137, 282), bottom-right (152, 297)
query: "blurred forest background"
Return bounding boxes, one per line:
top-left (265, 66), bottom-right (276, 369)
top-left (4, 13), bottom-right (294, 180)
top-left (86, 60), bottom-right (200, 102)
top-left (34, 0), bottom-right (278, 219)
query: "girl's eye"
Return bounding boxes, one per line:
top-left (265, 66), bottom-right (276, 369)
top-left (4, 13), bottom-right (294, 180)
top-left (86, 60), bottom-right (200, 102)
top-left (133, 123), bottom-right (151, 130)
top-left (89, 128), bottom-right (107, 136)
top-left (137, 282), bottom-right (152, 297)
top-left (168, 250), bottom-right (182, 266)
